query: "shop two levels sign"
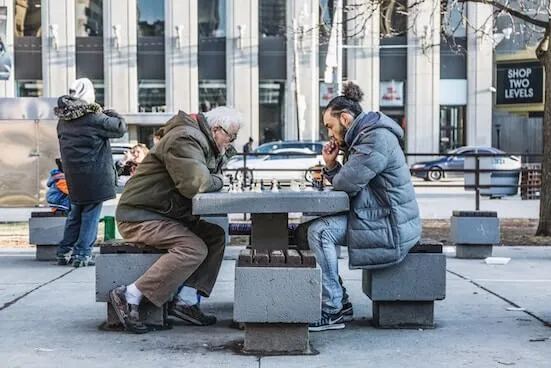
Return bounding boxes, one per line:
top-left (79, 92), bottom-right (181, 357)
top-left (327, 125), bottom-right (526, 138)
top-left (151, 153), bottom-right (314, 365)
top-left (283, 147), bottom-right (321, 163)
top-left (496, 61), bottom-right (544, 105)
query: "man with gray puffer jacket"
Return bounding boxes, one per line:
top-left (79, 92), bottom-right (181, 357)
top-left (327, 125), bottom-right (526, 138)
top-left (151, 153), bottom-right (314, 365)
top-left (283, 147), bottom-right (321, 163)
top-left (295, 82), bottom-right (421, 332)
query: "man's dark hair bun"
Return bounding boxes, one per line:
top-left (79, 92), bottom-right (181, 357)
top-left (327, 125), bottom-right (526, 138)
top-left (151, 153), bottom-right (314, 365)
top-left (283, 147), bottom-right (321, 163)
top-left (342, 82), bottom-right (364, 103)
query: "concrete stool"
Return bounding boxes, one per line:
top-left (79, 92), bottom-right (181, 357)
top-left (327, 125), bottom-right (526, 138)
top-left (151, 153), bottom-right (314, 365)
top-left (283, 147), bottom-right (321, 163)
top-left (29, 212), bottom-right (66, 261)
top-left (363, 240), bottom-right (446, 328)
top-left (95, 241), bottom-right (169, 330)
top-left (234, 249), bottom-right (321, 354)
top-left (451, 211), bottom-right (500, 259)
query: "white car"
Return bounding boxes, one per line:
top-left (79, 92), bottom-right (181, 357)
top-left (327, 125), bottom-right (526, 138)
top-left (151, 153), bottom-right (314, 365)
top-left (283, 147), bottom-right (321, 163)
top-left (224, 148), bottom-right (324, 183)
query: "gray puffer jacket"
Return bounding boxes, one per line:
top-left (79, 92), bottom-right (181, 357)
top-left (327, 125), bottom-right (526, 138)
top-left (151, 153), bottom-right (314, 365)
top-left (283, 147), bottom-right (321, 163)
top-left (324, 111), bottom-right (421, 269)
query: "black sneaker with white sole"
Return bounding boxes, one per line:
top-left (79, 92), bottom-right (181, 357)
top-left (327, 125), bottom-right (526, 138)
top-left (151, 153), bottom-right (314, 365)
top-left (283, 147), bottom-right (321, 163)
top-left (309, 311), bottom-right (345, 332)
top-left (341, 301), bottom-right (354, 322)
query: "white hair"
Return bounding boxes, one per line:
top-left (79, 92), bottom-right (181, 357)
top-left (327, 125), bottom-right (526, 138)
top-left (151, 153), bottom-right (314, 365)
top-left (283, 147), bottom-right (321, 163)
top-left (69, 78), bottom-right (95, 104)
top-left (204, 106), bottom-right (244, 132)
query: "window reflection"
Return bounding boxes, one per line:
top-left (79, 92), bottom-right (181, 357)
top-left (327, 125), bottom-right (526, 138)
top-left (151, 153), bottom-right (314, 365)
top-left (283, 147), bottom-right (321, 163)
top-left (16, 79), bottom-right (42, 97)
top-left (259, 81), bottom-right (284, 144)
top-left (75, 0), bottom-right (103, 37)
top-left (14, 0), bottom-right (42, 37)
top-left (138, 80), bottom-right (166, 113)
top-left (198, 0), bottom-right (225, 38)
top-left (137, 0), bottom-right (164, 37)
top-left (259, 0), bottom-right (285, 37)
top-left (199, 80), bottom-right (226, 112)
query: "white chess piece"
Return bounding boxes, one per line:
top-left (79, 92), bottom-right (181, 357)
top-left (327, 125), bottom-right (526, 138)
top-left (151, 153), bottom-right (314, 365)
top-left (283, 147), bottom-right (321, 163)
top-left (254, 181), bottom-right (262, 193)
top-left (271, 179), bottom-right (279, 192)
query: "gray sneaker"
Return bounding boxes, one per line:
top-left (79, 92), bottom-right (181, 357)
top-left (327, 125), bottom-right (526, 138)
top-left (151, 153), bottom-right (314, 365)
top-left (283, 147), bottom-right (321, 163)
top-left (56, 252), bottom-right (73, 266)
top-left (108, 286), bottom-right (149, 334)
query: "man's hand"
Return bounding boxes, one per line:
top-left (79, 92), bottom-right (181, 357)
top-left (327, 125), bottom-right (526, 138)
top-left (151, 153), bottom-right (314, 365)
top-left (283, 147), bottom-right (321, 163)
top-left (323, 141), bottom-right (339, 169)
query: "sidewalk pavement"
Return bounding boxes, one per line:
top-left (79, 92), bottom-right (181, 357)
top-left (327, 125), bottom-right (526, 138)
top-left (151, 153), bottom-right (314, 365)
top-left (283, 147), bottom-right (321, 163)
top-left (0, 246), bottom-right (550, 368)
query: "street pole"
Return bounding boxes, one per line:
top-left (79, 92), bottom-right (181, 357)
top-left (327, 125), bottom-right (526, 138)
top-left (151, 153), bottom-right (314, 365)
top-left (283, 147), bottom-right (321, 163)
top-left (335, 0), bottom-right (343, 95)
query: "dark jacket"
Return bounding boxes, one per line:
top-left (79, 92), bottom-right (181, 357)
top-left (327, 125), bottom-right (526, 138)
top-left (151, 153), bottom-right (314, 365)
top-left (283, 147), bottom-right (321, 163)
top-left (55, 97), bottom-right (127, 205)
top-left (324, 112), bottom-right (421, 269)
top-left (116, 111), bottom-right (227, 224)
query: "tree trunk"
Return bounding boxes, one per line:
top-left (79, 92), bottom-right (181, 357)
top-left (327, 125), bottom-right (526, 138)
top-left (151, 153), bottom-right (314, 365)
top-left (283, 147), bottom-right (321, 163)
top-left (536, 28), bottom-right (551, 236)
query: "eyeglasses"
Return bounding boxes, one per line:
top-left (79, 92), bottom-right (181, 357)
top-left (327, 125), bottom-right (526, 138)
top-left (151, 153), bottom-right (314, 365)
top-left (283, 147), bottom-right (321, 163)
top-left (218, 126), bottom-right (237, 143)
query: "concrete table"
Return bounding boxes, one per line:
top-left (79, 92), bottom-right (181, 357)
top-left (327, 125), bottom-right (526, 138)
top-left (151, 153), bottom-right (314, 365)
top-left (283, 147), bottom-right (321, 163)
top-left (193, 189), bottom-right (349, 354)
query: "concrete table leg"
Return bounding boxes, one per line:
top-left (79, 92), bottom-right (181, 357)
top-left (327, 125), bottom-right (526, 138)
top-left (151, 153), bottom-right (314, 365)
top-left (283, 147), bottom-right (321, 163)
top-left (372, 301), bottom-right (435, 329)
top-left (36, 245), bottom-right (57, 261)
top-left (251, 213), bottom-right (288, 250)
top-left (243, 323), bottom-right (311, 354)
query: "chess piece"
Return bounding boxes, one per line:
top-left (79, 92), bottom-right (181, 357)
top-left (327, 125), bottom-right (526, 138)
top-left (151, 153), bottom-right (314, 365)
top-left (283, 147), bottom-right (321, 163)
top-left (260, 179), bottom-right (264, 191)
top-left (271, 179), bottom-right (279, 192)
top-left (299, 182), bottom-right (307, 191)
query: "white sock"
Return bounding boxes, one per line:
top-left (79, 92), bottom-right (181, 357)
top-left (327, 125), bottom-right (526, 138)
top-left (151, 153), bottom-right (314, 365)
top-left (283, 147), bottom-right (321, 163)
top-left (125, 283), bottom-right (143, 305)
top-left (177, 286), bottom-right (198, 306)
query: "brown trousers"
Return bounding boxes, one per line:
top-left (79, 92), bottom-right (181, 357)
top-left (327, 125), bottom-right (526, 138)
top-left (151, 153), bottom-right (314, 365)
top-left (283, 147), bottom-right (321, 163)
top-left (117, 219), bottom-right (225, 307)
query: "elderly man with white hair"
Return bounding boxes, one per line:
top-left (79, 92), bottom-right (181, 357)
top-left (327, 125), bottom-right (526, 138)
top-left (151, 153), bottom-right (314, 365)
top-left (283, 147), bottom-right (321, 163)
top-left (111, 107), bottom-right (243, 334)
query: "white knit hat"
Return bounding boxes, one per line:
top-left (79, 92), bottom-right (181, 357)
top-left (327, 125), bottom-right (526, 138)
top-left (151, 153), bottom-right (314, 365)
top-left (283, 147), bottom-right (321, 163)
top-left (69, 78), bottom-right (95, 104)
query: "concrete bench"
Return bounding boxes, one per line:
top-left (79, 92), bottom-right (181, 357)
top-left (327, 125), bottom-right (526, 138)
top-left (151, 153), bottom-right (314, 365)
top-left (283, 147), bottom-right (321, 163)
top-left (29, 212), bottom-right (67, 261)
top-left (95, 241), bottom-right (170, 330)
top-left (362, 240), bottom-right (446, 329)
top-left (451, 211), bottom-right (500, 259)
top-left (235, 249), bottom-right (321, 354)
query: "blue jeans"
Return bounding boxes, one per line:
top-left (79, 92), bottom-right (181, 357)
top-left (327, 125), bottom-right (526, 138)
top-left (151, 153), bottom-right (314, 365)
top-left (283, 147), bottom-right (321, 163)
top-left (56, 202), bottom-right (103, 260)
top-left (295, 214), bottom-right (348, 314)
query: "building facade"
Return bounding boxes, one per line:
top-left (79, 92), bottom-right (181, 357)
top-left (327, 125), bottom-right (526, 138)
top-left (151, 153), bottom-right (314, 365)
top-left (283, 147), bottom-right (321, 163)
top-left (0, 0), bottom-right (495, 155)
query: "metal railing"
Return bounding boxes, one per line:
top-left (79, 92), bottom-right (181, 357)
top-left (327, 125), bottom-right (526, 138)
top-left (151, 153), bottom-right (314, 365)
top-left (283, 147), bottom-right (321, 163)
top-left (222, 151), bottom-right (543, 210)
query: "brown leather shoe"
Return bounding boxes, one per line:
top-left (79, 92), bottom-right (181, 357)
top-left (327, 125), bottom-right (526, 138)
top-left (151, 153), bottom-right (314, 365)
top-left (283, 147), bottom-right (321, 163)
top-left (108, 286), bottom-right (149, 334)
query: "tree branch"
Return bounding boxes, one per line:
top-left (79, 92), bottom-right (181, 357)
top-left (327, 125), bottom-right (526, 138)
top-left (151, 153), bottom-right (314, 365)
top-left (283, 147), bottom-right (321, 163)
top-left (459, 0), bottom-right (548, 28)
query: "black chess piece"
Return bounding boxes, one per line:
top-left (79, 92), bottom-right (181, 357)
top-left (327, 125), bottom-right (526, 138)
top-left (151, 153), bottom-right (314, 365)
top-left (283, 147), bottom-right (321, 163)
top-left (260, 179), bottom-right (264, 191)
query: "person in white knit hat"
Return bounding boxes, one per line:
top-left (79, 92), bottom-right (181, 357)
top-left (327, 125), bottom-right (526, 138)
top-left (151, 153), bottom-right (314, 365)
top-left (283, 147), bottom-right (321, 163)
top-left (54, 78), bottom-right (127, 267)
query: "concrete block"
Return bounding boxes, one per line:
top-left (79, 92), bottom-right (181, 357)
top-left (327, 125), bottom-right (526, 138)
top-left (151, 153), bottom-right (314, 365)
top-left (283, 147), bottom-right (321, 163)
top-left (36, 245), bottom-right (57, 261)
top-left (106, 302), bottom-right (167, 328)
top-left (451, 215), bottom-right (500, 245)
top-left (373, 301), bottom-right (435, 329)
top-left (362, 253), bottom-right (446, 301)
top-left (95, 254), bottom-right (162, 302)
top-left (192, 190), bottom-right (349, 215)
top-left (234, 266), bottom-right (321, 323)
top-left (243, 323), bottom-right (310, 354)
top-left (202, 215), bottom-right (230, 244)
top-left (29, 217), bottom-right (66, 245)
top-left (456, 244), bottom-right (493, 259)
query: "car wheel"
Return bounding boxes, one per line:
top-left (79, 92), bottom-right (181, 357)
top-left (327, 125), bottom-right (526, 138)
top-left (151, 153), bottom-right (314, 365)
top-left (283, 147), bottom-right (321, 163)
top-left (428, 167), bottom-right (443, 182)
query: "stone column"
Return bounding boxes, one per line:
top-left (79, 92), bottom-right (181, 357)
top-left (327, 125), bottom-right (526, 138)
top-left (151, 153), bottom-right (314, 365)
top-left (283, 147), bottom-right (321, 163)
top-left (41, 0), bottom-right (76, 97)
top-left (0, 0), bottom-right (15, 96)
top-left (346, 2), bottom-right (379, 111)
top-left (406, 0), bottom-right (440, 157)
top-left (103, 0), bottom-right (137, 113)
top-left (226, 0), bottom-right (259, 149)
top-left (286, 0), bottom-right (319, 141)
top-left (467, 3), bottom-right (493, 146)
top-left (165, 0), bottom-right (198, 113)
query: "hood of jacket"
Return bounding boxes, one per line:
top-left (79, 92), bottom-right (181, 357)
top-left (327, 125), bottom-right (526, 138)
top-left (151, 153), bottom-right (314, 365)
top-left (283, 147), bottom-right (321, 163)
top-left (344, 111), bottom-right (403, 148)
top-left (165, 111), bottom-right (221, 157)
top-left (54, 95), bottom-right (102, 121)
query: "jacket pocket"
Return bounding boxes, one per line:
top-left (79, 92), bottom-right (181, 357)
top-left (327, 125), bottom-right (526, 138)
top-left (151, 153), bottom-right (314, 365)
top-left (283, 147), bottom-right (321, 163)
top-left (350, 207), bottom-right (394, 248)
top-left (352, 208), bottom-right (391, 228)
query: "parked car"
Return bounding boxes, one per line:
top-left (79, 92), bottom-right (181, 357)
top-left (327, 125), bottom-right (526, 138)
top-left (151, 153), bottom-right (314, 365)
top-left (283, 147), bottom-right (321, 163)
top-left (224, 148), bottom-right (324, 183)
top-left (228, 140), bottom-right (326, 165)
top-left (410, 146), bottom-right (521, 182)
top-left (111, 142), bottom-right (134, 165)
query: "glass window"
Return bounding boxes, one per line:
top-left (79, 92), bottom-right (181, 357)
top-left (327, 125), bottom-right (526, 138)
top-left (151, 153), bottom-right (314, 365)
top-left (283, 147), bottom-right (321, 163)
top-left (199, 80), bottom-right (226, 111)
top-left (75, 0), bottom-right (103, 37)
top-left (259, 81), bottom-right (284, 144)
top-left (91, 80), bottom-right (104, 106)
top-left (138, 80), bottom-right (166, 112)
top-left (198, 0), bottom-right (225, 38)
top-left (380, 0), bottom-right (407, 37)
top-left (439, 105), bottom-right (466, 153)
top-left (14, 0), bottom-right (41, 37)
top-left (137, 0), bottom-right (164, 37)
top-left (16, 79), bottom-right (42, 97)
top-left (259, 0), bottom-right (285, 37)
top-left (442, 2), bottom-right (465, 38)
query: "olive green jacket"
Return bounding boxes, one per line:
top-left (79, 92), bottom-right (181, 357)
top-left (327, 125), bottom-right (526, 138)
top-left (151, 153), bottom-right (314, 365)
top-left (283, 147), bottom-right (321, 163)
top-left (116, 111), bottom-right (228, 224)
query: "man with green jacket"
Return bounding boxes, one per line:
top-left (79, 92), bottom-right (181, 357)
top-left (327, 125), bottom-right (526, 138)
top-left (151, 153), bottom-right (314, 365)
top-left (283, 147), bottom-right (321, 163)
top-left (109, 107), bottom-right (243, 334)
